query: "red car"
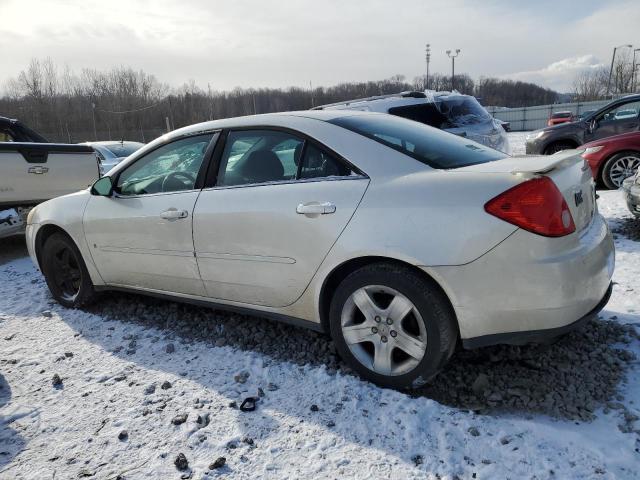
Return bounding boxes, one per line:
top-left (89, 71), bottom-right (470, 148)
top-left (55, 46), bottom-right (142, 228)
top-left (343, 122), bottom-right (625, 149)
top-left (547, 111), bottom-right (574, 126)
top-left (581, 131), bottom-right (640, 189)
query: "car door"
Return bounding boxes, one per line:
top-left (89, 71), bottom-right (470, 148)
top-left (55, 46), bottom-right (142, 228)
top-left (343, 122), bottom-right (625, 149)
top-left (83, 132), bottom-right (218, 295)
top-left (192, 128), bottom-right (369, 308)
top-left (589, 100), bottom-right (640, 142)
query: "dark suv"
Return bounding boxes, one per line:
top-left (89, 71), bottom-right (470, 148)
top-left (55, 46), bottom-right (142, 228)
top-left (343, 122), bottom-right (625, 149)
top-left (526, 95), bottom-right (640, 155)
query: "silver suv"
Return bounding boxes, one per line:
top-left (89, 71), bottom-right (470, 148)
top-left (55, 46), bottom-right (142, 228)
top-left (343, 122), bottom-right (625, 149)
top-left (313, 91), bottom-right (511, 154)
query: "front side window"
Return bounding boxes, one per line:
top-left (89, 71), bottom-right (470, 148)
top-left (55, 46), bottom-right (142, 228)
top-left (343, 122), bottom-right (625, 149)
top-left (600, 101), bottom-right (640, 122)
top-left (115, 134), bottom-right (214, 195)
top-left (0, 129), bottom-right (15, 142)
top-left (330, 114), bottom-right (506, 169)
top-left (217, 130), bottom-right (354, 187)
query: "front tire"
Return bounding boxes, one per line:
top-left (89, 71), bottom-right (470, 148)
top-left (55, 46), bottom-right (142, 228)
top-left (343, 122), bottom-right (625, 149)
top-left (41, 232), bottom-right (96, 308)
top-left (545, 141), bottom-right (575, 155)
top-left (329, 263), bottom-right (457, 389)
top-left (601, 151), bottom-right (640, 190)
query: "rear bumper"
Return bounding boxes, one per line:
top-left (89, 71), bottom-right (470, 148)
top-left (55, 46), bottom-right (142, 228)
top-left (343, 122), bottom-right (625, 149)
top-left (461, 282), bottom-right (612, 348)
top-left (426, 212), bottom-right (615, 348)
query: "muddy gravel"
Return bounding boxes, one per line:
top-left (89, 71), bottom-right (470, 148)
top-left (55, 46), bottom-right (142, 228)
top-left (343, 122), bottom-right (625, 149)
top-left (612, 216), bottom-right (640, 242)
top-left (87, 289), bottom-right (639, 422)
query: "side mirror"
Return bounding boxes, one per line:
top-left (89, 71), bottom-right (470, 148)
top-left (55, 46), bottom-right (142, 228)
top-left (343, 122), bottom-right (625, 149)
top-left (91, 176), bottom-right (113, 196)
top-left (588, 118), bottom-right (597, 133)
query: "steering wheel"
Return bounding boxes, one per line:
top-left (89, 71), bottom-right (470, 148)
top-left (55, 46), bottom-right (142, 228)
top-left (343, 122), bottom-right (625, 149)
top-left (161, 171), bottom-right (197, 192)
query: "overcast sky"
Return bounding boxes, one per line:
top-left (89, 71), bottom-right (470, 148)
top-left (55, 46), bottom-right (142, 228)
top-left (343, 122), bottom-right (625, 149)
top-left (1, 0), bottom-right (638, 93)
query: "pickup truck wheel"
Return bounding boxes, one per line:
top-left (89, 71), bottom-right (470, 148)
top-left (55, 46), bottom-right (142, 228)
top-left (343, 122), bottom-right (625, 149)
top-left (329, 263), bottom-right (457, 390)
top-left (41, 232), bottom-right (95, 308)
top-left (602, 151), bottom-right (640, 190)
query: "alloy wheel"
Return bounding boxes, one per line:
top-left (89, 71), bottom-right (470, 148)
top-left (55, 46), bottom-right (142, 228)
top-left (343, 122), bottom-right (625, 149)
top-left (340, 285), bottom-right (427, 376)
top-left (608, 155), bottom-right (640, 188)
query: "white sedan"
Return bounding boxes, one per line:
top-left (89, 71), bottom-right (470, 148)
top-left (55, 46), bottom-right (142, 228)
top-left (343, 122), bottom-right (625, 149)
top-left (25, 111), bottom-right (614, 389)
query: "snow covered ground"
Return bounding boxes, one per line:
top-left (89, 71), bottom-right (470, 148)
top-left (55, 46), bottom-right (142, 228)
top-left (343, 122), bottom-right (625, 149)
top-left (0, 193), bottom-right (639, 478)
top-left (508, 131), bottom-right (528, 156)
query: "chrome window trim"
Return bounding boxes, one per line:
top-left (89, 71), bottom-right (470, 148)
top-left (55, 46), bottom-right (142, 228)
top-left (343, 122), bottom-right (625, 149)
top-left (112, 189), bottom-right (201, 200)
top-left (201, 174), bottom-right (368, 192)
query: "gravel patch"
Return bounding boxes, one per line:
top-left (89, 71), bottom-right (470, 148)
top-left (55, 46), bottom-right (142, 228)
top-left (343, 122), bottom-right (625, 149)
top-left (87, 291), bottom-right (638, 421)
top-left (612, 216), bottom-right (640, 242)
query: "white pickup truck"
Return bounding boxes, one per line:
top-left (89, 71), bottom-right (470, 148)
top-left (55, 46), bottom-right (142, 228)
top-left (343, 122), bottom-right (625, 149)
top-left (1, 116), bottom-right (100, 238)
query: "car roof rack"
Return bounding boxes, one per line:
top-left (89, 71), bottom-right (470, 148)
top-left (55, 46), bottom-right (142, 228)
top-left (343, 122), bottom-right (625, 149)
top-left (311, 91), bottom-right (427, 110)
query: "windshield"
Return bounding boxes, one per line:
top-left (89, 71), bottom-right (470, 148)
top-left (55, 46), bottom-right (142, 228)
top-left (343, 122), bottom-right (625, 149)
top-left (103, 142), bottom-right (143, 158)
top-left (330, 114), bottom-right (507, 169)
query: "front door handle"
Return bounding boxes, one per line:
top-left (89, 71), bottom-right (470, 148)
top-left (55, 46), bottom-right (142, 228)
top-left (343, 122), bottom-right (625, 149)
top-left (160, 208), bottom-right (189, 220)
top-left (296, 202), bottom-right (336, 215)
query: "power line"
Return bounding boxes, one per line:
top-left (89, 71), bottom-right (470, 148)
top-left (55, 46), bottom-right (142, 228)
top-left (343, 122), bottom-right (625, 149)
top-left (94, 101), bottom-right (163, 114)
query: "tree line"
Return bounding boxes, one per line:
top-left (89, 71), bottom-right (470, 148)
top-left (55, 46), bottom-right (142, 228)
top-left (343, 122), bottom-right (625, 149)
top-left (1, 58), bottom-right (560, 143)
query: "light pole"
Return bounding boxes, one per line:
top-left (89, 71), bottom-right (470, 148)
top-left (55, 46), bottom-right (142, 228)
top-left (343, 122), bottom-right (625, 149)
top-left (425, 44), bottom-right (431, 90)
top-left (446, 49), bottom-right (461, 91)
top-left (607, 44), bottom-right (632, 95)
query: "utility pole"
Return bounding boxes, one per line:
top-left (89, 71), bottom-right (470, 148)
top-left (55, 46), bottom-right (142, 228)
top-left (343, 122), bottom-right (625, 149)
top-left (446, 49), bottom-right (461, 91)
top-left (425, 44), bottom-right (431, 90)
top-left (91, 102), bottom-right (97, 141)
top-left (607, 44), bottom-right (632, 95)
top-left (632, 48), bottom-right (640, 93)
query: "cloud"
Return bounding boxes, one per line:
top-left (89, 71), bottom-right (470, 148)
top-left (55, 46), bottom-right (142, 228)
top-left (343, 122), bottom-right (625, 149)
top-left (503, 55), bottom-right (607, 92)
top-left (0, 0), bottom-right (638, 92)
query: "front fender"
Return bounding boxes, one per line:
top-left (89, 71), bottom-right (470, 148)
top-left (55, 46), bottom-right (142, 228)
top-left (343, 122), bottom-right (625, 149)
top-left (27, 190), bottom-right (105, 286)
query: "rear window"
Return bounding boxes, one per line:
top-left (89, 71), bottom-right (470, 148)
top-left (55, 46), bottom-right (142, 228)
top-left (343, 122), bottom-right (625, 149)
top-left (329, 114), bottom-right (506, 169)
top-left (551, 112), bottom-right (571, 119)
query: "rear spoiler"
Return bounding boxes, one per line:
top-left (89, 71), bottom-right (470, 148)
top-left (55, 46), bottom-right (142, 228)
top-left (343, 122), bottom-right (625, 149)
top-left (510, 150), bottom-right (586, 176)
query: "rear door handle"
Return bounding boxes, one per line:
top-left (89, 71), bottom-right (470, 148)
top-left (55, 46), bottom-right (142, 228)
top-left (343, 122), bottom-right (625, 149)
top-left (296, 202), bottom-right (336, 215)
top-left (160, 208), bottom-right (189, 220)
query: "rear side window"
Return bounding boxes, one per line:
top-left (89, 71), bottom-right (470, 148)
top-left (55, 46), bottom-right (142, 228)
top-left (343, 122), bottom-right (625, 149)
top-left (388, 104), bottom-right (448, 129)
top-left (299, 144), bottom-right (353, 179)
top-left (330, 114), bottom-right (507, 169)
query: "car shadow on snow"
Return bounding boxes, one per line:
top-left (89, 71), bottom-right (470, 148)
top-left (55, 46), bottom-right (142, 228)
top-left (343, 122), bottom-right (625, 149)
top-left (79, 290), bottom-right (639, 423)
top-left (0, 237), bottom-right (28, 267)
top-left (0, 373), bottom-right (26, 472)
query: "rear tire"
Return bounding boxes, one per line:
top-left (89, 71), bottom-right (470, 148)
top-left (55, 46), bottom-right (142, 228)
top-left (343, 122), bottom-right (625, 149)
top-left (545, 141), bottom-right (575, 155)
top-left (601, 151), bottom-right (640, 190)
top-left (41, 232), bottom-right (96, 308)
top-left (329, 263), bottom-right (457, 389)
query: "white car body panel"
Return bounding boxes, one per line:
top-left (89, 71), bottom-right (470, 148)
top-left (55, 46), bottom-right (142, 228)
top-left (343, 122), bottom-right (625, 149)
top-left (25, 111), bottom-right (614, 346)
top-left (193, 178), bottom-right (369, 307)
top-left (83, 190), bottom-right (206, 296)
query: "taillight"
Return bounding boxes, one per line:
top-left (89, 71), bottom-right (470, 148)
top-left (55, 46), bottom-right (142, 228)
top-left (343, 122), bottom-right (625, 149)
top-left (484, 177), bottom-right (576, 237)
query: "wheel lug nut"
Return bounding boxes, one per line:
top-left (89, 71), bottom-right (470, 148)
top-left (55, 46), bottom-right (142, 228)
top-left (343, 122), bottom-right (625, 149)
top-left (380, 335), bottom-right (388, 343)
top-left (371, 327), bottom-right (378, 334)
top-left (390, 330), bottom-right (397, 338)
top-left (386, 318), bottom-right (393, 325)
top-left (374, 316), bottom-right (381, 323)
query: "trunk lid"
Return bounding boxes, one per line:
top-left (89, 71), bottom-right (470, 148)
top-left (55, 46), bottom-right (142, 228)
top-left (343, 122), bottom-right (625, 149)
top-left (457, 151), bottom-right (596, 233)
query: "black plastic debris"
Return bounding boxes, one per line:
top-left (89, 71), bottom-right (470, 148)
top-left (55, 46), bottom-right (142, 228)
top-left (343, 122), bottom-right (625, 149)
top-left (239, 397), bottom-right (259, 412)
